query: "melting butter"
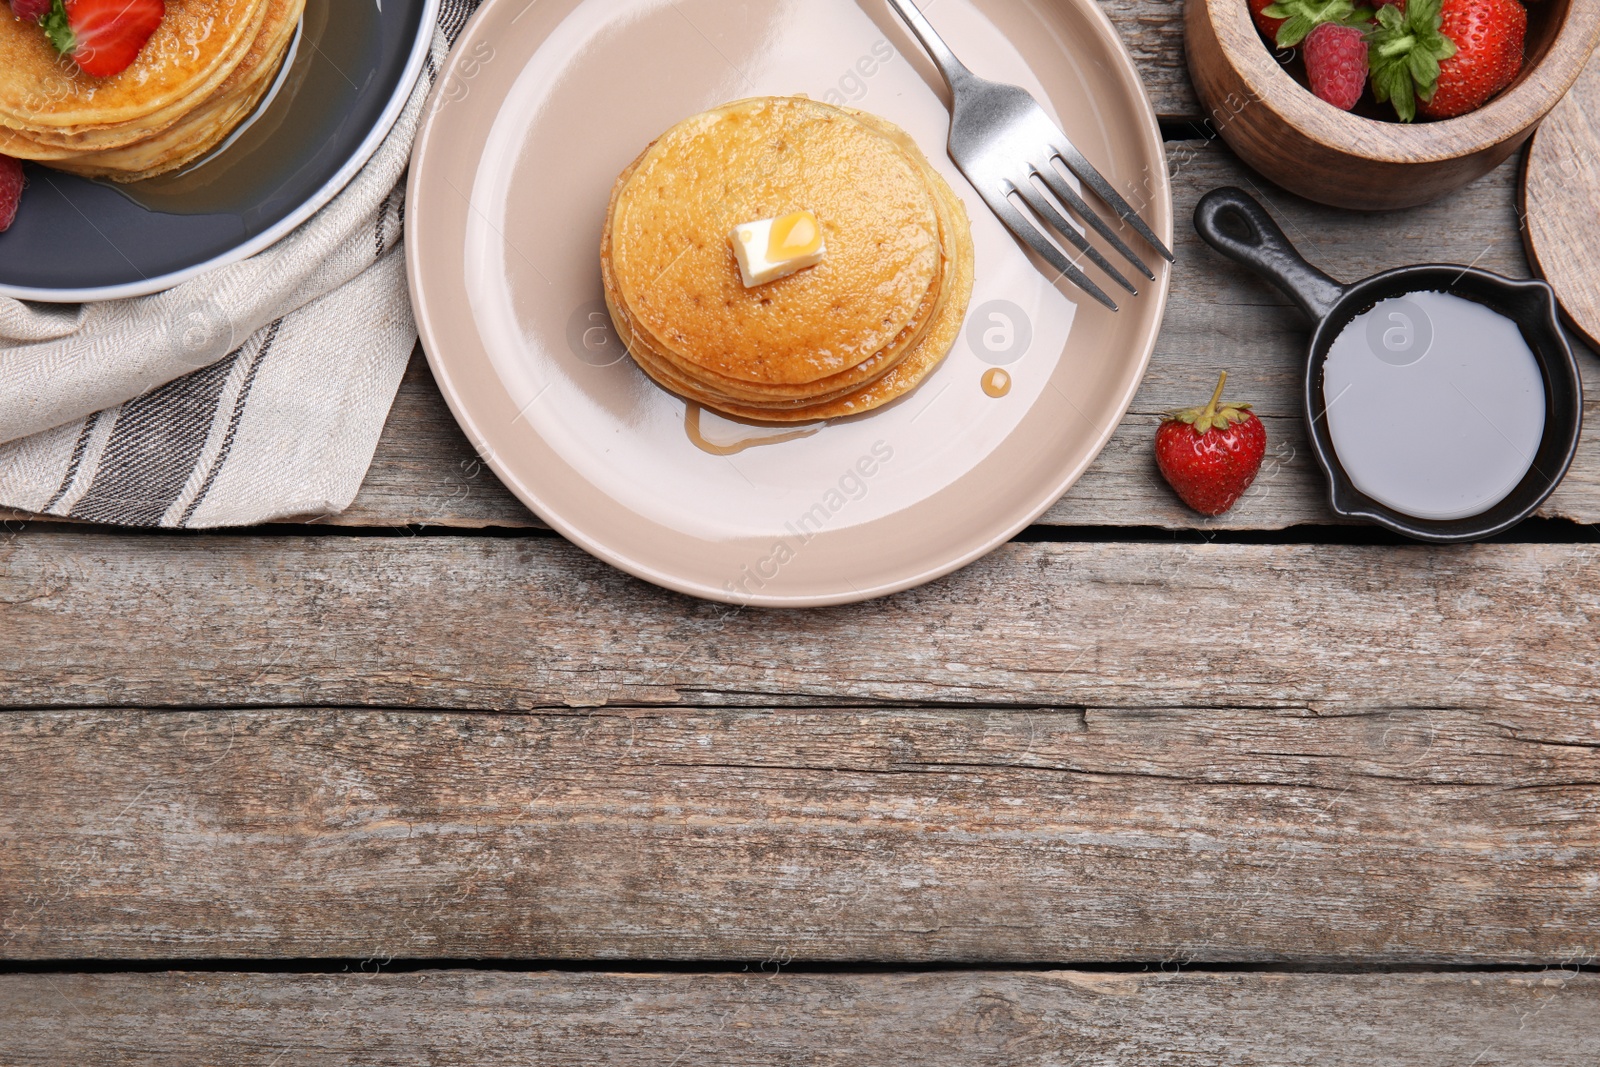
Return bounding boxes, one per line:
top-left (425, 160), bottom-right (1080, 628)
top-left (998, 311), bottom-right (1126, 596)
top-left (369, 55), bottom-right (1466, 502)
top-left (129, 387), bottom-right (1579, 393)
top-left (731, 210), bottom-right (827, 287)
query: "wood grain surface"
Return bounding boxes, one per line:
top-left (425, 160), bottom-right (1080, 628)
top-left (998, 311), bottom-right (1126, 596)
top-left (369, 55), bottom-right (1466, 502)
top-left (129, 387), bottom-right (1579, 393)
top-left (1523, 51), bottom-right (1600, 351)
top-left (1104, 0), bottom-right (1196, 117)
top-left (4, 703), bottom-right (1597, 961)
top-left (3, 533), bottom-right (1599, 712)
top-left (4, 971), bottom-right (1598, 1065)
top-left (266, 142), bottom-right (1600, 532)
top-left (4, 28), bottom-right (1590, 535)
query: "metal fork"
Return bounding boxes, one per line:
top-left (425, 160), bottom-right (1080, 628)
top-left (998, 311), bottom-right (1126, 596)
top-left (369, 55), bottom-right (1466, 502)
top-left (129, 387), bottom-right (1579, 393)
top-left (885, 0), bottom-right (1174, 311)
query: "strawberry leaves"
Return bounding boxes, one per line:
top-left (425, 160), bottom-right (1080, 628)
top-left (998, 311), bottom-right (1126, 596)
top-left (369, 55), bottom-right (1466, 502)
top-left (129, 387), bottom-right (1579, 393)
top-left (1167, 372), bottom-right (1255, 436)
top-left (40, 0), bottom-right (73, 57)
top-left (1368, 0), bottom-right (1458, 121)
top-left (1261, 0), bottom-right (1373, 48)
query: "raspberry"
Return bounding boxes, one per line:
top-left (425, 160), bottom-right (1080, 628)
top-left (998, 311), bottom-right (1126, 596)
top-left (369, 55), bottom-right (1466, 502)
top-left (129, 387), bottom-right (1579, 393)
top-left (0, 155), bottom-right (22, 234)
top-left (10, 0), bottom-right (52, 21)
top-left (1304, 22), bottom-right (1370, 111)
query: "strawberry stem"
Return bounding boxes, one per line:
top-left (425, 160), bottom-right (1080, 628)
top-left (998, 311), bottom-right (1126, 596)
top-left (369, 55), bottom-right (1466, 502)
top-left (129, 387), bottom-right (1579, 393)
top-left (1203, 371), bottom-right (1228, 424)
top-left (1377, 34), bottom-right (1416, 58)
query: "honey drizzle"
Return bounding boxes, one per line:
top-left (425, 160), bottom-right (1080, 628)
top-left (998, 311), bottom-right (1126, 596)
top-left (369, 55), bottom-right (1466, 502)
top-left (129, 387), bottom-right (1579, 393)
top-left (684, 403), bottom-right (822, 455)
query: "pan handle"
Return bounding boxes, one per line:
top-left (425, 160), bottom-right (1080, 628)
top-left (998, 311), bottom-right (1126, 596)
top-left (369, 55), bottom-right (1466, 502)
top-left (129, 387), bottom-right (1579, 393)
top-left (1194, 187), bottom-right (1346, 322)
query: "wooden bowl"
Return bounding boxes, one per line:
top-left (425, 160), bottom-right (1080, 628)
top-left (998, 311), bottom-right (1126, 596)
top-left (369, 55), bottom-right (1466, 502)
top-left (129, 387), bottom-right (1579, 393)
top-left (1185, 0), bottom-right (1600, 210)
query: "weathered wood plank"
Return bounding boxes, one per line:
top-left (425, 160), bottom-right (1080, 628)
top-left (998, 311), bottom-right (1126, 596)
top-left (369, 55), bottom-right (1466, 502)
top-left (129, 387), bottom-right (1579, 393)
top-left (1105, 0), bottom-right (1197, 117)
top-left (3, 698), bottom-right (1598, 961)
top-left (4, 16), bottom-right (1581, 534)
top-left (317, 141), bottom-right (1600, 532)
top-left (5, 144), bottom-right (1579, 534)
top-left (4, 971), bottom-right (1598, 1065)
top-left (0, 531), bottom-right (1596, 709)
top-left (2, 533), bottom-right (1598, 713)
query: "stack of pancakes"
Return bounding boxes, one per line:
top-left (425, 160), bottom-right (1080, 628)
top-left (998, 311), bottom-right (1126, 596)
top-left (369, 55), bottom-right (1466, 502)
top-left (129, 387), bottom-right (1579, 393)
top-left (0, 0), bottom-right (303, 182)
top-left (602, 96), bottom-right (974, 423)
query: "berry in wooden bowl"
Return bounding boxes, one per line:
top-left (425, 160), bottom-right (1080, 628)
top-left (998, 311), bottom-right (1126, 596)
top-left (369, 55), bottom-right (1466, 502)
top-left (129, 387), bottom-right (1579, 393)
top-left (1185, 0), bottom-right (1600, 209)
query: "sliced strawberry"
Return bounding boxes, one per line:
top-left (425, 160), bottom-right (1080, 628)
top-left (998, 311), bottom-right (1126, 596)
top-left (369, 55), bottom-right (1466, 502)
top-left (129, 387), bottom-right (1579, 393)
top-left (0, 155), bottom-right (24, 234)
top-left (9, 0), bottom-right (52, 20)
top-left (42, 0), bottom-right (165, 79)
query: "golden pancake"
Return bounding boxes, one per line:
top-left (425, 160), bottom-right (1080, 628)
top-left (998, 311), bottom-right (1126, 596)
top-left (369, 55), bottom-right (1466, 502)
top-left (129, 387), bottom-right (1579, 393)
top-left (28, 0), bottom-right (303, 180)
top-left (602, 122), bottom-right (966, 411)
top-left (602, 187), bottom-right (946, 406)
top-left (0, 0), bottom-right (268, 148)
top-left (601, 98), bottom-right (975, 413)
top-left (607, 96), bottom-right (945, 387)
top-left (617, 156), bottom-right (975, 423)
top-left (610, 300), bottom-right (915, 408)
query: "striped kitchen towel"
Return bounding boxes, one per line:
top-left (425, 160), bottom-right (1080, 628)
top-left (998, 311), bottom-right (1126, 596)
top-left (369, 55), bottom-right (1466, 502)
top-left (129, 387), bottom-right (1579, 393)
top-left (0, 0), bottom-right (480, 528)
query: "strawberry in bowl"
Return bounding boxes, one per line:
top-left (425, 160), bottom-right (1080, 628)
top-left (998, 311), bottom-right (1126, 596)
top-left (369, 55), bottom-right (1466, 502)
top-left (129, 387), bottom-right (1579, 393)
top-left (1259, 1), bottom-right (1378, 112)
top-left (1249, 0), bottom-right (1533, 122)
top-left (1189, 0), bottom-right (1591, 208)
top-left (1372, 0), bottom-right (1529, 119)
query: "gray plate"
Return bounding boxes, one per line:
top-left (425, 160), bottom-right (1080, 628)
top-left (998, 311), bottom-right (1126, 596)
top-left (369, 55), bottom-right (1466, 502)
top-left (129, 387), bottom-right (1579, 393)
top-left (0, 0), bottom-right (438, 302)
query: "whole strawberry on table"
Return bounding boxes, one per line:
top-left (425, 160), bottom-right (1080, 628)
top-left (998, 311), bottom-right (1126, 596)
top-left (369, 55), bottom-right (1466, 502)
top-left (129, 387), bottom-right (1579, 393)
top-left (1155, 373), bottom-right (1269, 517)
top-left (1252, 0), bottom-right (1530, 121)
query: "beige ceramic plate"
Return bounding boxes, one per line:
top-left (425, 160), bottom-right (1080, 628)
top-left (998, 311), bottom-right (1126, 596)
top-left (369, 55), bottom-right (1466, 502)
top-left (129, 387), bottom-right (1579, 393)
top-left (407, 0), bottom-right (1172, 607)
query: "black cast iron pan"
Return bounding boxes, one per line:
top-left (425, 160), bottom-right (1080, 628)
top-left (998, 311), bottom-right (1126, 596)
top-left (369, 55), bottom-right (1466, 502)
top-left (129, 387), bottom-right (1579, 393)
top-left (1193, 186), bottom-right (1582, 543)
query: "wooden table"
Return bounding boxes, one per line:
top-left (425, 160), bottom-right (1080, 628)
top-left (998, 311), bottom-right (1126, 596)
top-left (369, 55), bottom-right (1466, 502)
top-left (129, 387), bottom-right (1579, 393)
top-left (4, 5), bottom-right (1598, 1062)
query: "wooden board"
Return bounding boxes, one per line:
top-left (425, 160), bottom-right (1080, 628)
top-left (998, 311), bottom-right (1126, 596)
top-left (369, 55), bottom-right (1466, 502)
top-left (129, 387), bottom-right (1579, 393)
top-left (313, 141), bottom-right (1600, 532)
top-left (1523, 50), bottom-right (1600, 351)
top-left (5, 703), bottom-right (1597, 961)
top-left (1104, 0), bottom-right (1197, 117)
top-left (0, 1), bottom-right (1590, 1041)
top-left (3, 971), bottom-right (1598, 1065)
top-left (2, 10), bottom-right (1583, 536)
top-left (4, 533), bottom-right (1600, 713)
top-left (32, 137), bottom-right (1558, 535)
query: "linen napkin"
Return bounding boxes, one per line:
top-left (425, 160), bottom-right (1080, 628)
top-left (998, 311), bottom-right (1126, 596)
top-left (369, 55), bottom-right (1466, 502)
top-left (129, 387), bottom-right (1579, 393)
top-left (0, 0), bottom-right (480, 528)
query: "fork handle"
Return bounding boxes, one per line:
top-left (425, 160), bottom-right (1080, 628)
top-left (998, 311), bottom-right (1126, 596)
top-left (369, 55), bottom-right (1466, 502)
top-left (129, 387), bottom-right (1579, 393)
top-left (883, 0), bottom-right (976, 92)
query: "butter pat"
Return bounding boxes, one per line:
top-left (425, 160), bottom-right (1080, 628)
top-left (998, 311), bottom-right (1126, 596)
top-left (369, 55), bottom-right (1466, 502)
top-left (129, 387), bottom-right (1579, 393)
top-left (730, 210), bottom-right (827, 288)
